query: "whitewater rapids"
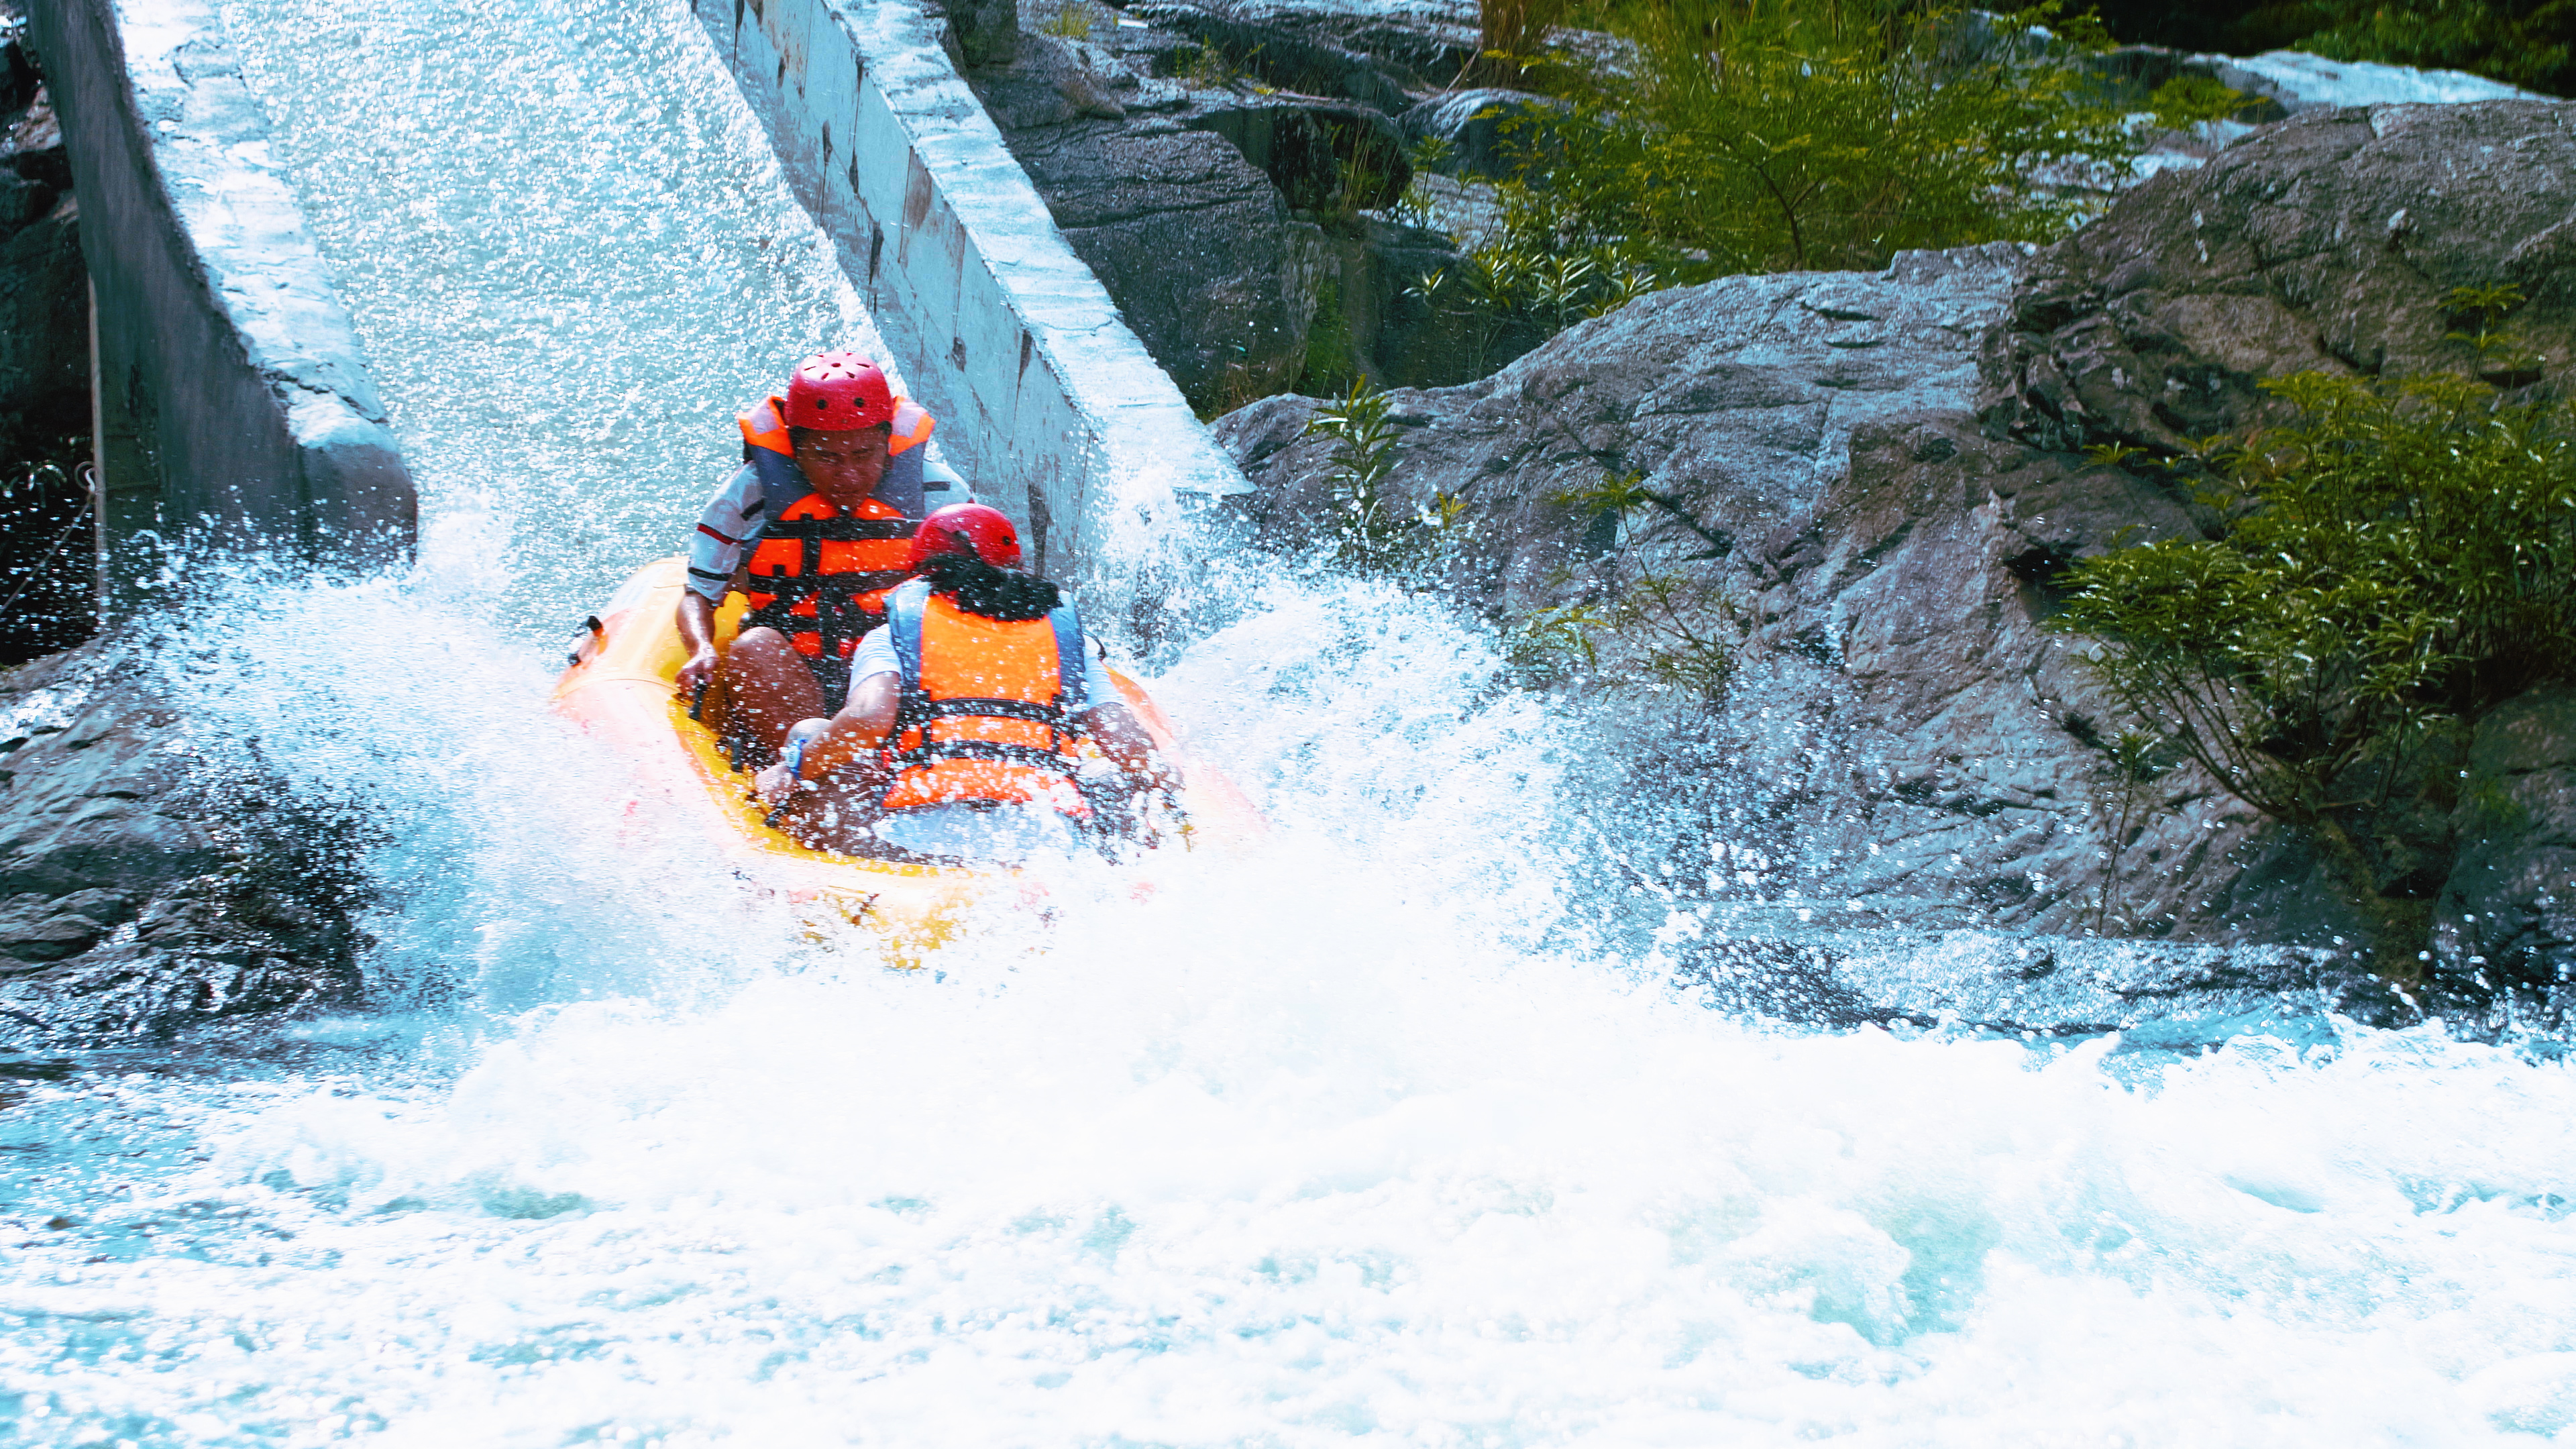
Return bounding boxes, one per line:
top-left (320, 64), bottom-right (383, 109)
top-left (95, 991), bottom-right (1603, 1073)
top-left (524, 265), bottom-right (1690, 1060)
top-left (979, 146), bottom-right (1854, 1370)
top-left (4, 0), bottom-right (2576, 1442)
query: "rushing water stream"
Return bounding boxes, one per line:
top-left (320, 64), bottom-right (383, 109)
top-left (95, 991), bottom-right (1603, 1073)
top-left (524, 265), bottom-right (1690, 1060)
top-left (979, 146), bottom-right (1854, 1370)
top-left (6, 0), bottom-right (2576, 1442)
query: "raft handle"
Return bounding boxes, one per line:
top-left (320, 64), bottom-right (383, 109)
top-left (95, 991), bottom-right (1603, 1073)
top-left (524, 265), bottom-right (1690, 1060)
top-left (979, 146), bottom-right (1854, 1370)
top-left (566, 614), bottom-right (606, 667)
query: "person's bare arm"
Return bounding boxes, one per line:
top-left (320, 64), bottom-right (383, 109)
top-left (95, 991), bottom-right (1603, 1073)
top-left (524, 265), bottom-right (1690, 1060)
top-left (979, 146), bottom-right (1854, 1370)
top-left (674, 592), bottom-right (722, 696)
top-left (1083, 700), bottom-right (1179, 794)
top-left (755, 673), bottom-right (901, 801)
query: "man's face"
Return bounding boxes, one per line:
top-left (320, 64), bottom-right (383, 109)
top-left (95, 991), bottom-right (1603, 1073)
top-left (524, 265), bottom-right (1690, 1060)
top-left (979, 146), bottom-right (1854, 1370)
top-left (793, 425), bottom-right (893, 508)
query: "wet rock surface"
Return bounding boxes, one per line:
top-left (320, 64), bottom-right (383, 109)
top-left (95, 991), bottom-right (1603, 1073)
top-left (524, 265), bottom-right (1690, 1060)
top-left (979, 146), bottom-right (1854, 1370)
top-left (1987, 102), bottom-right (2576, 455)
top-left (0, 22), bottom-right (95, 665)
top-left (0, 641), bottom-right (377, 1046)
top-left (1215, 99), bottom-right (2576, 1014)
top-left (963, 1), bottom-right (1519, 405)
top-left (1210, 242), bottom-right (2035, 604)
top-left (2436, 685), bottom-right (2576, 1006)
top-left (1674, 907), bottom-right (2400, 1040)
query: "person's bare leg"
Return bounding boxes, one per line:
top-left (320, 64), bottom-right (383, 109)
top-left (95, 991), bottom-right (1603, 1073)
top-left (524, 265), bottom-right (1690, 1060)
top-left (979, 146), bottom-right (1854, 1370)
top-left (705, 627), bottom-right (824, 765)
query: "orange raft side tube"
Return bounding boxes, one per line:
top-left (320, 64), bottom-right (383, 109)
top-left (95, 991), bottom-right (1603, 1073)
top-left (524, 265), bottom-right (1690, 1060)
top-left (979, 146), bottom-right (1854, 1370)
top-left (551, 557), bottom-right (1266, 962)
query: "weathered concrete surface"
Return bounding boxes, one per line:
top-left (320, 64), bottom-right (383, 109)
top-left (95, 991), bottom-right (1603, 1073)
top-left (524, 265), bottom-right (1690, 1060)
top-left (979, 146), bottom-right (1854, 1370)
top-left (0, 640), bottom-right (373, 1045)
top-left (0, 32), bottom-right (81, 472)
top-left (696, 0), bottom-right (1248, 582)
top-left (25, 0), bottom-right (414, 587)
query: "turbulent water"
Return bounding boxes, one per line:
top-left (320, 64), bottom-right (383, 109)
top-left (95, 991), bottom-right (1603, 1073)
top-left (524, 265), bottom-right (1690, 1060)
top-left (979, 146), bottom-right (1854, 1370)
top-left (5, 0), bottom-right (2576, 1442)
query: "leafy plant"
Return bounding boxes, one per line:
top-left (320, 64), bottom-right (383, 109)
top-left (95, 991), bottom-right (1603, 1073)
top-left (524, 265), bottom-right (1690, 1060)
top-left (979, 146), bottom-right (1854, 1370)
top-left (2145, 74), bottom-right (2256, 131)
top-left (2053, 370), bottom-right (2576, 962)
top-left (2077, 723), bottom-right (2169, 932)
top-left (1515, 572), bottom-right (1747, 698)
top-left (1477, 0), bottom-right (1577, 83)
top-left (1176, 42), bottom-right (1236, 89)
top-left (1550, 468), bottom-right (1734, 557)
top-left (2443, 282), bottom-right (2548, 386)
top-left (1409, 190), bottom-right (1672, 372)
top-left (1039, 1), bottom-right (1102, 40)
top-left (1305, 378), bottom-right (1462, 576)
top-left (1513, 0), bottom-right (2139, 277)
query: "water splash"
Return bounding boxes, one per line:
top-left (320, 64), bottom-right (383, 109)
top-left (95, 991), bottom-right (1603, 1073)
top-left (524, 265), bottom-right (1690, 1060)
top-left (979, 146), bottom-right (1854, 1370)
top-left (5, 0), bottom-right (2575, 1442)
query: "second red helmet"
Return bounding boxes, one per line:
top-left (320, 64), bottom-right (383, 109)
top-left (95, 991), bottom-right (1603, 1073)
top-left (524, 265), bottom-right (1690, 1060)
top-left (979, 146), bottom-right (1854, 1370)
top-left (786, 351), bottom-right (897, 431)
top-left (910, 503), bottom-right (1024, 570)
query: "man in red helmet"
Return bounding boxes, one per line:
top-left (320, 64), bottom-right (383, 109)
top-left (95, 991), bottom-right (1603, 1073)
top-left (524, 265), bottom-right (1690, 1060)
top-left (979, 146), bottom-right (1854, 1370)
top-left (674, 351), bottom-right (963, 767)
top-left (753, 503), bottom-right (1181, 861)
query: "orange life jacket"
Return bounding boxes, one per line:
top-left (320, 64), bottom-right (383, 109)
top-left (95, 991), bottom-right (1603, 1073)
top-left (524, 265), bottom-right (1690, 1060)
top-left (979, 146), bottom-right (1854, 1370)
top-left (735, 394), bottom-right (936, 659)
top-left (876, 578), bottom-right (1095, 814)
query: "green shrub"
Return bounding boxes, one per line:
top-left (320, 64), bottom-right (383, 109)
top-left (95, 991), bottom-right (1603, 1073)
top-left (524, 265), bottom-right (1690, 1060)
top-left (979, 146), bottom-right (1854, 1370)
top-left (1479, 0), bottom-right (1578, 83)
top-left (1305, 378), bottom-right (1464, 576)
top-left (1514, 572), bottom-right (1747, 698)
top-left (2053, 362), bottom-right (2576, 959)
top-left (1038, 1), bottom-right (1101, 39)
top-left (1510, 471), bottom-right (1748, 700)
top-left (2144, 74), bottom-right (2261, 131)
top-left (1512, 0), bottom-right (2138, 277)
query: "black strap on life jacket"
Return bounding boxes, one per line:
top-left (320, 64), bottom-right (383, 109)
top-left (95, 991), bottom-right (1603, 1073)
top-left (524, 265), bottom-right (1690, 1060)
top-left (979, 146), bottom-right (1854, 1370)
top-left (884, 579), bottom-right (1091, 775)
top-left (739, 507), bottom-right (918, 656)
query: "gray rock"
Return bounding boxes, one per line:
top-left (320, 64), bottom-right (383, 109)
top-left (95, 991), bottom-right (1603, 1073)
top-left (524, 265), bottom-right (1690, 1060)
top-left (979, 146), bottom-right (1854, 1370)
top-left (1676, 908), bottom-right (2392, 1037)
top-left (1396, 87), bottom-right (1564, 181)
top-left (1985, 102), bottom-right (2576, 456)
top-left (995, 111), bottom-right (1326, 407)
top-left (0, 641), bottom-right (378, 1044)
top-left (1725, 414), bottom-right (2363, 946)
top-left (1187, 98), bottom-right (1409, 211)
top-left (2073, 45), bottom-right (2291, 125)
top-left (1124, 0), bottom-right (1421, 111)
top-left (1218, 105), bottom-right (2576, 972)
top-left (931, 0), bottom-right (1020, 68)
top-left (1213, 241), bottom-right (2035, 598)
top-left (1139, 0), bottom-right (1485, 89)
top-left (972, 24), bottom-right (1468, 407)
top-left (2435, 684), bottom-right (2576, 1016)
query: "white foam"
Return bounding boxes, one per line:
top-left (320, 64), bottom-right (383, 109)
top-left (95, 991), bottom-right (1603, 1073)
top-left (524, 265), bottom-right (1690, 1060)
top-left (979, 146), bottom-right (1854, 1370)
top-left (7, 0), bottom-right (2575, 1442)
top-left (2239, 50), bottom-right (2548, 109)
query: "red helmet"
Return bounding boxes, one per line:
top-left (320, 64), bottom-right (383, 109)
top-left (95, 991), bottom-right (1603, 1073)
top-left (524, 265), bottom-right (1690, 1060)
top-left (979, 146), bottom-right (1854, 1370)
top-left (910, 503), bottom-right (1024, 569)
top-left (785, 351), bottom-right (896, 431)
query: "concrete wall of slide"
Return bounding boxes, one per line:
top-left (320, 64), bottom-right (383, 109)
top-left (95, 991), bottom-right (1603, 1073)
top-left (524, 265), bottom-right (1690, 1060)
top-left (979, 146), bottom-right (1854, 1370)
top-left (27, 0), bottom-right (413, 597)
top-left (696, 0), bottom-right (1248, 580)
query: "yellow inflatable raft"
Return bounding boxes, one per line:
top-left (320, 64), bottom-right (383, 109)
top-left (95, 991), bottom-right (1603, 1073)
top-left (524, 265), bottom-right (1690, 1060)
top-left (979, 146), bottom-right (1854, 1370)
top-left (553, 557), bottom-right (1264, 963)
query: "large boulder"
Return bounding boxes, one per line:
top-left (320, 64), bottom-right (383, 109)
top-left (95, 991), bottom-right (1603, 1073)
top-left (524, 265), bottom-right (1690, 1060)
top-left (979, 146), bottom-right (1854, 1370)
top-left (971, 21), bottom-right (1487, 405)
top-left (1396, 87), bottom-right (1565, 181)
top-left (1123, 0), bottom-right (1427, 112)
top-left (2434, 686), bottom-right (2576, 1017)
top-left (1187, 98), bottom-right (1409, 212)
top-left (0, 642), bottom-right (378, 1044)
top-left (1004, 117), bottom-right (1327, 407)
top-left (969, 35), bottom-right (1330, 407)
top-left (1133, 0), bottom-right (1487, 94)
top-left (1986, 101), bottom-right (2576, 455)
top-left (1212, 241), bottom-right (2035, 604)
top-left (1215, 99), bottom-right (2576, 994)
